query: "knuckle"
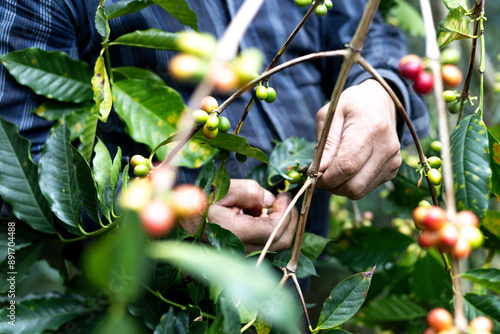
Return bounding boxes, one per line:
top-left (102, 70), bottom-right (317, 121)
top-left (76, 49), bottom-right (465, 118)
top-left (338, 157), bottom-right (361, 178)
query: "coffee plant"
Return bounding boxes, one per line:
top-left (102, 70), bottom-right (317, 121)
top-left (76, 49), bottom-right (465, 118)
top-left (0, 0), bottom-right (499, 333)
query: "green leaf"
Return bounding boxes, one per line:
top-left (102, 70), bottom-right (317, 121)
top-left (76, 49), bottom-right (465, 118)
top-left (31, 100), bottom-right (93, 121)
top-left (323, 330), bottom-right (352, 334)
top-left (464, 293), bottom-right (500, 334)
top-left (112, 79), bottom-right (184, 158)
top-left (112, 66), bottom-right (165, 85)
top-left (213, 161), bottom-right (230, 203)
top-left (111, 147), bottom-right (122, 194)
top-left (38, 124), bottom-right (82, 235)
top-left (149, 241), bottom-right (299, 332)
top-left (0, 47), bottom-right (93, 103)
top-left (92, 54), bottom-right (112, 122)
top-left (110, 29), bottom-right (180, 50)
top-left (83, 210), bottom-right (147, 302)
top-left (101, 177), bottom-right (114, 222)
top-left (219, 297), bottom-right (240, 334)
top-left (95, 5), bottom-right (110, 42)
top-left (65, 109), bottom-right (93, 142)
top-left (0, 223), bottom-right (40, 262)
top-left (72, 146), bottom-right (100, 225)
top-left (437, 7), bottom-right (474, 49)
top-left (207, 222), bottom-right (246, 257)
top-left (271, 250), bottom-right (317, 279)
top-left (92, 138), bottom-right (112, 216)
top-left (0, 116), bottom-right (54, 234)
top-left (301, 232), bottom-right (330, 260)
top-left (316, 267), bottom-right (374, 329)
top-left (152, 0), bottom-right (198, 30)
top-left (409, 250), bottom-right (453, 308)
top-left (106, 0), bottom-right (154, 20)
top-left (442, 0), bottom-right (468, 10)
top-left (0, 293), bottom-right (92, 334)
top-left (483, 210), bottom-right (500, 239)
top-left (450, 113), bottom-right (491, 221)
top-left (195, 160), bottom-right (217, 195)
top-left (267, 137), bottom-right (315, 185)
top-left (330, 227), bottom-right (414, 272)
top-left (187, 282), bottom-right (206, 305)
top-left (360, 294), bottom-right (426, 323)
top-left (488, 130), bottom-right (500, 202)
top-left (187, 321), bottom-right (208, 334)
top-left (170, 138), bottom-right (217, 168)
top-left (0, 243), bottom-right (43, 293)
top-left (153, 308), bottom-right (189, 334)
top-left (78, 113), bottom-right (98, 161)
top-left (389, 0), bottom-right (425, 37)
top-left (462, 269), bottom-right (500, 294)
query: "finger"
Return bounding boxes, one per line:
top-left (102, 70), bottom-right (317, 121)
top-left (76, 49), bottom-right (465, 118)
top-left (217, 179), bottom-right (275, 210)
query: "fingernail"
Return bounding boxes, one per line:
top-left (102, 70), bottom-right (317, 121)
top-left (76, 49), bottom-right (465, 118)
top-left (263, 191), bottom-right (275, 207)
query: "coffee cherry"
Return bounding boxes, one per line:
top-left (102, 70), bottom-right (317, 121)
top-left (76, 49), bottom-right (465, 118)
top-left (203, 124), bottom-right (218, 139)
top-left (131, 155), bottom-right (148, 168)
top-left (287, 170), bottom-right (302, 184)
top-left (455, 210), bottom-right (479, 227)
top-left (443, 90), bottom-right (456, 103)
top-left (398, 54), bottom-right (423, 80)
top-left (423, 206), bottom-right (447, 231)
top-left (418, 230), bottom-right (441, 248)
top-left (140, 200), bottom-right (176, 237)
top-left (451, 236), bottom-right (472, 259)
top-left (460, 225), bottom-right (484, 249)
top-left (171, 184), bottom-right (208, 220)
top-left (448, 100), bottom-right (461, 115)
top-left (442, 64), bottom-right (463, 87)
top-left (192, 109), bottom-right (209, 124)
top-left (134, 164), bottom-right (150, 177)
top-left (256, 85), bottom-right (268, 100)
top-left (177, 31), bottom-right (216, 58)
top-left (438, 223), bottom-right (459, 248)
top-left (200, 96), bottom-right (218, 112)
top-left (412, 206), bottom-right (430, 230)
top-left (218, 116), bottom-right (230, 132)
top-left (295, 0), bottom-right (312, 7)
top-left (213, 64), bottom-right (238, 93)
top-left (428, 156), bottom-right (442, 169)
top-left (324, 0), bottom-right (333, 10)
top-left (441, 48), bottom-right (460, 64)
top-left (413, 71), bottom-right (434, 95)
top-left (469, 316), bottom-right (493, 333)
top-left (169, 53), bottom-right (204, 82)
top-left (216, 149), bottom-right (230, 161)
top-left (427, 308), bottom-right (453, 332)
top-left (235, 153), bottom-right (247, 163)
top-left (430, 141), bottom-right (442, 154)
top-left (265, 87), bottom-right (277, 103)
top-left (427, 168), bottom-right (442, 186)
top-left (206, 114), bottom-right (220, 131)
top-left (419, 200), bottom-right (432, 207)
top-left (315, 4), bottom-right (328, 17)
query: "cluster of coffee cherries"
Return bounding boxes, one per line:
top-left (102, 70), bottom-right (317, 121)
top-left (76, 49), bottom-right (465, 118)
top-left (255, 82), bottom-right (277, 103)
top-left (121, 165), bottom-right (208, 238)
top-left (398, 49), bottom-right (463, 95)
top-left (295, 0), bottom-right (333, 17)
top-left (423, 155), bottom-right (443, 187)
top-left (413, 205), bottom-right (484, 258)
top-left (169, 31), bottom-right (263, 93)
top-left (192, 96), bottom-right (231, 140)
top-left (425, 308), bottom-right (493, 334)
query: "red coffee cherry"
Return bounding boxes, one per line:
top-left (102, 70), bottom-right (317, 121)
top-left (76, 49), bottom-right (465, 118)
top-left (451, 236), bottom-right (472, 259)
top-left (140, 200), bottom-right (176, 237)
top-left (413, 71), bottom-right (434, 95)
top-left (398, 54), bottom-right (423, 80)
top-left (427, 308), bottom-right (453, 332)
top-left (200, 96), bottom-right (218, 112)
top-left (423, 206), bottom-right (447, 231)
top-left (455, 210), bottom-right (479, 227)
top-left (442, 64), bottom-right (463, 87)
top-left (469, 316), bottom-right (493, 333)
top-left (412, 206), bottom-right (430, 230)
top-left (171, 184), bottom-right (208, 220)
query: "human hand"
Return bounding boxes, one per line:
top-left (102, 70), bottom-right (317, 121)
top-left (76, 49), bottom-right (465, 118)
top-left (316, 79), bottom-right (402, 199)
top-left (179, 179), bottom-right (298, 253)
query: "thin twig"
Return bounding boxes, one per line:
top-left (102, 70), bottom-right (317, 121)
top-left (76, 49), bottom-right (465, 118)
top-left (291, 273), bottom-right (313, 333)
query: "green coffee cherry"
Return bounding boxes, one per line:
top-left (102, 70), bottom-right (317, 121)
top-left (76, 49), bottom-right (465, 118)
top-left (206, 114), bottom-right (220, 131)
top-left (130, 155), bottom-right (148, 168)
top-left (216, 149), bottom-right (230, 161)
top-left (287, 170), bottom-right (302, 184)
top-left (203, 124), bottom-right (218, 139)
top-left (443, 90), bottom-right (456, 103)
top-left (265, 87), bottom-right (277, 103)
top-left (256, 85), bottom-right (268, 100)
top-left (295, 0), bottom-right (312, 7)
top-left (324, 0), bottom-right (333, 10)
top-left (218, 116), bottom-right (230, 132)
top-left (448, 100), bottom-right (461, 114)
top-left (418, 200), bottom-right (432, 207)
top-left (134, 164), bottom-right (150, 177)
top-left (235, 153), bottom-right (247, 163)
top-left (427, 168), bottom-right (442, 186)
top-left (428, 156), bottom-right (442, 169)
top-left (441, 48), bottom-right (460, 65)
top-left (315, 4), bottom-right (328, 17)
top-left (192, 109), bottom-right (209, 124)
top-left (430, 140), bottom-right (442, 154)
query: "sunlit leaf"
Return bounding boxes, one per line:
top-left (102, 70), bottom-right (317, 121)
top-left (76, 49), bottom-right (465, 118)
top-left (92, 54), bottom-right (112, 122)
top-left (212, 161), bottom-right (230, 203)
top-left (95, 5), bottom-right (110, 42)
top-left (110, 29), bottom-right (180, 50)
top-left (462, 269), bottom-right (500, 294)
top-left (437, 7), bottom-right (474, 49)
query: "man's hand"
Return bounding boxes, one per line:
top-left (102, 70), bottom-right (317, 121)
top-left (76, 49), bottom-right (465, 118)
top-left (316, 79), bottom-right (402, 199)
top-left (180, 179), bottom-right (298, 252)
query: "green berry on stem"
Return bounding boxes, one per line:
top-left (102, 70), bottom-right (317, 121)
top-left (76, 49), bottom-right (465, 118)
top-left (256, 85), bottom-right (268, 100)
top-left (428, 156), bottom-right (442, 169)
top-left (315, 4), bottom-right (328, 17)
top-left (265, 87), bottom-right (277, 103)
top-left (134, 164), bottom-right (150, 177)
top-left (131, 155), bottom-right (149, 168)
top-left (440, 48), bottom-right (460, 64)
top-left (200, 96), bottom-right (218, 112)
top-left (295, 0), bottom-right (312, 7)
top-left (430, 141), bottom-right (442, 154)
top-left (427, 168), bottom-right (442, 186)
top-left (448, 100), bottom-right (461, 115)
top-left (442, 90), bottom-right (456, 103)
top-left (192, 109), bottom-right (209, 124)
top-left (203, 124), bottom-right (218, 139)
top-left (287, 170), bottom-right (302, 184)
top-left (235, 153), bottom-right (247, 163)
top-left (206, 114), bottom-right (220, 131)
top-left (324, 0), bottom-right (333, 10)
top-left (218, 116), bottom-right (230, 132)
